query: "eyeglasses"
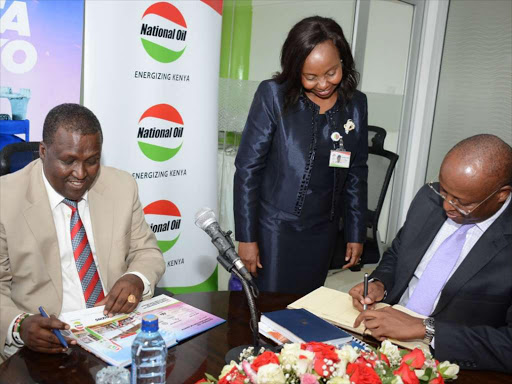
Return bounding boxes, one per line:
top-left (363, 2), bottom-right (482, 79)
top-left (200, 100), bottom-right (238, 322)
top-left (427, 181), bottom-right (503, 216)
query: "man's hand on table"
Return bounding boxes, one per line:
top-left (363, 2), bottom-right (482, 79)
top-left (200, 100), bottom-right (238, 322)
top-left (349, 280), bottom-right (386, 311)
top-left (353, 307), bottom-right (425, 342)
top-left (95, 274), bottom-right (144, 317)
top-left (20, 314), bottom-right (76, 353)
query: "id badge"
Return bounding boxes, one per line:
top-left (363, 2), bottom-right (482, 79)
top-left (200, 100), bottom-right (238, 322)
top-left (329, 150), bottom-right (351, 168)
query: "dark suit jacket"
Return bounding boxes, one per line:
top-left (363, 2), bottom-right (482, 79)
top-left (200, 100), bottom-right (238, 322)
top-left (371, 184), bottom-right (512, 373)
top-left (234, 80), bottom-right (368, 243)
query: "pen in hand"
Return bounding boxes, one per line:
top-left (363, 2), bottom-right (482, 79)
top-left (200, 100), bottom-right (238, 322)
top-left (38, 306), bottom-right (69, 348)
top-left (363, 273), bottom-right (368, 311)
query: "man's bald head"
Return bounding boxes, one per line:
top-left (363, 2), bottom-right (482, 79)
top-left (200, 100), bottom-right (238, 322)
top-left (438, 134), bottom-right (512, 223)
top-left (442, 134), bottom-right (512, 187)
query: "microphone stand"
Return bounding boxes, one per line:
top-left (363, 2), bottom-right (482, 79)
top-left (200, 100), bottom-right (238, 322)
top-left (214, 231), bottom-right (270, 364)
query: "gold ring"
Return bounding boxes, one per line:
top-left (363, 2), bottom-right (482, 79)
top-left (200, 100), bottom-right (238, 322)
top-left (127, 294), bottom-right (137, 304)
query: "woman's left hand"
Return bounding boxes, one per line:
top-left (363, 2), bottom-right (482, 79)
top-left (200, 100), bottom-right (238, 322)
top-left (343, 242), bottom-right (364, 269)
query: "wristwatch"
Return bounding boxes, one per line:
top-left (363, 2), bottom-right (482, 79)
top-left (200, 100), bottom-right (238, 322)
top-left (423, 317), bottom-right (435, 344)
top-left (368, 277), bottom-right (387, 301)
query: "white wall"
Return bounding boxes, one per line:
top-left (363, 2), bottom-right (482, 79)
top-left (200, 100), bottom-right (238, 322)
top-left (426, 0), bottom-right (512, 180)
top-left (249, 0), bottom-right (356, 81)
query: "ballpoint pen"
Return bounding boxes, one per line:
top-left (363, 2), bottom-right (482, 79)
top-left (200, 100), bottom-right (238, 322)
top-left (38, 306), bottom-right (69, 348)
top-left (363, 273), bottom-right (368, 311)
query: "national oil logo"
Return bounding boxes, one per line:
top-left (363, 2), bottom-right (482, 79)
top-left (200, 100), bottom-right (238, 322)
top-left (143, 200), bottom-right (182, 253)
top-left (137, 104), bottom-right (184, 162)
top-left (140, 2), bottom-right (187, 63)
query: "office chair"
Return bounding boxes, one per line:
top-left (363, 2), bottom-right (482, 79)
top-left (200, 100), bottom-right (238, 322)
top-left (0, 141), bottom-right (40, 176)
top-left (330, 126), bottom-right (399, 270)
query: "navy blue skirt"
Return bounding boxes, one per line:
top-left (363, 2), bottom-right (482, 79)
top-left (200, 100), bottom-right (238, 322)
top-left (253, 114), bottom-right (338, 294)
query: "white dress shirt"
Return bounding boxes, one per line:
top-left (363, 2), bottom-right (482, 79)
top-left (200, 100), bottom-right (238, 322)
top-left (4, 170), bottom-right (151, 355)
top-left (399, 194), bottom-right (511, 310)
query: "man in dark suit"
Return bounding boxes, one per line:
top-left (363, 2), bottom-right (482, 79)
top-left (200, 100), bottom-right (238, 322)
top-left (349, 134), bottom-right (512, 373)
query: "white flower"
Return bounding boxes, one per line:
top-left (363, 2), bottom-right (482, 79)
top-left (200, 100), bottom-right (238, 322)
top-left (337, 345), bottom-right (359, 363)
top-left (220, 361), bottom-right (239, 378)
top-left (379, 340), bottom-right (401, 367)
top-left (294, 359), bottom-right (312, 376)
top-left (326, 377), bottom-right (350, 384)
top-left (415, 369), bottom-right (425, 378)
top-left (256, 363), bottom-right (286, 384)
top-left (343, 119), bottom-right (355, 134)
top-left (391, 376), bottom-right (404, 384)
top-left (280, 343), bottom-right (315, 367)
top-left (438, 361), bottom-right (460, 379)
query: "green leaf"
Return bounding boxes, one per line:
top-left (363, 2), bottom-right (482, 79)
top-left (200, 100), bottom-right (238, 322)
top-left (204, 372), bottom-right (218, 382)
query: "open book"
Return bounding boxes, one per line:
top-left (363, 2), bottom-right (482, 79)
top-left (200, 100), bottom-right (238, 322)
top-left (287, 286), bottom-right (429, 352)
top-left (60, 294), bottom-right (225, 366)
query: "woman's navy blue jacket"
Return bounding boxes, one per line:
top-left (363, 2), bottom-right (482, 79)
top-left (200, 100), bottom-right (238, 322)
top-left (234, 80), bottom-right (368, 244)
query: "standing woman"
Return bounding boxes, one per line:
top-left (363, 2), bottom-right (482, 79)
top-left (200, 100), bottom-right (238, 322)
top-left (234, 16), bottom-right (368, 294)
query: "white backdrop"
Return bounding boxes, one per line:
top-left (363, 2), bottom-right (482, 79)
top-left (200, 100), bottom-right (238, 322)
top-left (83, 0), bottom-right (222, 292)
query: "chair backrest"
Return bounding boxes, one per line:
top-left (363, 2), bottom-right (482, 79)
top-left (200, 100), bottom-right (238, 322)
top-left (0, 141), bottom-right (40, 176)
top-left (366, 126), bottom-right (399, 243)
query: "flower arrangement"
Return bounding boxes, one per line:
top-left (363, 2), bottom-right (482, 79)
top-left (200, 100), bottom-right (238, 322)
top-left (195, 341), bottom-right (459, 384)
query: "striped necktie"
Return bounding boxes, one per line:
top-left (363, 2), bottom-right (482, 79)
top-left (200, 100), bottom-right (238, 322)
top-left (62, 199), bottom-right (105, 308)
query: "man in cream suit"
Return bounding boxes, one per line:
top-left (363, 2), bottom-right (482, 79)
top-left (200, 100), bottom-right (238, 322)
top-left (0, 104), bottom-right (165, 359)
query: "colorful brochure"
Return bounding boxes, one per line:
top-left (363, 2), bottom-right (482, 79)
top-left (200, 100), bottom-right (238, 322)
top-left (60, 294), bottom-right (225, 366)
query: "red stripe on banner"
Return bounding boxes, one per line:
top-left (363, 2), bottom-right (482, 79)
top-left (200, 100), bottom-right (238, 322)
top-left (143, 200), bottom-right (181, 217)
top-left (84, 273), bottom-right (99, 302)
top-left (79, 255), bottom-right (93, 280)
top-left (142, 2), bottom-right (187, 28)
top-left (138, 104), bottom-right (183, 124)
top-left (201, 0), bottom-right (223, 15)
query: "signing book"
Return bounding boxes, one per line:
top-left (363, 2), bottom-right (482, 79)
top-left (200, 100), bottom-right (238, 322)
top-left (59, 295), bottom-right (225, 366)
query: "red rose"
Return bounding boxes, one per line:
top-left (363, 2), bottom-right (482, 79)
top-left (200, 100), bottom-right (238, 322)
top-left (194, 380), bottom-right (209, 384)
top-left (250, 350), bottom-right (280, 372)
top-left (378, 353), bottom-right (390, 366)
top-left (394, 362), bottom-right (419, 384)
top-left (355, 355), bottom-right (377, 368)
top-left (301, 341), bottom-right (340, 363)
top-left (430, 375), bottom-right (445, 384)
top-left (347, 361), bottom-right (382, 384)
top-left (402, 348), bottom-right (426, 369)
top-left (219, 366), bottom-right (247, 384)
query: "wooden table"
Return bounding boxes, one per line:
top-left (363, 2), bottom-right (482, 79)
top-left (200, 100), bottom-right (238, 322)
top-left (0, 291), bottom-right (509, 383)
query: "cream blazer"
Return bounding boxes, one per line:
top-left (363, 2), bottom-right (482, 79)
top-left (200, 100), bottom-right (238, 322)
top-left (0, 160), bottom-right (165, 351)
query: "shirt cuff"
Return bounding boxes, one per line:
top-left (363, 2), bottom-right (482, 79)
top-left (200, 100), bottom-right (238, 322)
top-left (124, 272), bottom-right (152, 300)
top-left (4, 313), bottom-right (27, 357)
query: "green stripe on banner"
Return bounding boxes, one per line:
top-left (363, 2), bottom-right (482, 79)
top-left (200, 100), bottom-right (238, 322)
top-left (141, 38), bottom-right (186, 63)
top-left (219, 0), bottom-right (252, 80)
top-left (162, 267), bottom-right (218, 294)
top-left (137, 141), bottom-right (183, 162)
top-left (157, 234), bottom-right (180, 253)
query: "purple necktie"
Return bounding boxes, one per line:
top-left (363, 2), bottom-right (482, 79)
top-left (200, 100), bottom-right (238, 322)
top-left (406, 224), bottom-right (475, 316)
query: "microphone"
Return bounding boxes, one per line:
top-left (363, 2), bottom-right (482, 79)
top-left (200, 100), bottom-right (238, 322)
top-left (194, 208), bottom-right (255, 284)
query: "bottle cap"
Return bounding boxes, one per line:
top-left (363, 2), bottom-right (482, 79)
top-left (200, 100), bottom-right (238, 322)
top-left (141, 314), bottom-right (159, 332)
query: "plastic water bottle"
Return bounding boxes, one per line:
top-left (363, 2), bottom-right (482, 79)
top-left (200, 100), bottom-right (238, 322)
top-left (131, 314), bottom-right (167, 384)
